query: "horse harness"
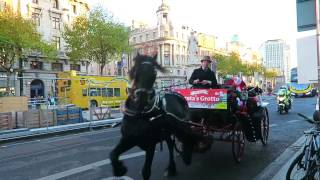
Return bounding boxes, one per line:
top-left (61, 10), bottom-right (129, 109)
top-left (123, 90), bottom-right (179, 122)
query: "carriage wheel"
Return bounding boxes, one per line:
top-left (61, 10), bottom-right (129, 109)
top-left (232, 122), bottom-right (245, 163)
top-left (260, 108), bottom-right (269, 145)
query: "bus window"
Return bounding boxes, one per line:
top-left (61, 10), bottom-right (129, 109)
top-left (101, 88), bottom-right (107, 97)
top-left (114, 88), bottom-right (120, 97)
top-left (89, 88), bottom-right (98, 96)
top-left (68, 80), bottom-right (71, 86)
top-left (82, 89), bottom-right (87, 96)
top-left (97, 88), bottom-right (102, 96)
top-left (107, 88), bottom-right (113, 97)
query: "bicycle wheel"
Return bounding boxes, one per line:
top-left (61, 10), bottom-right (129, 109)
top-left (286, 152), bottom-right (307, 180)
top-left (306, 160), bottom-right (320, 180)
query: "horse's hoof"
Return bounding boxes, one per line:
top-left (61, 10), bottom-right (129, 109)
top-left (164, 168), bottom-right (177, 177)
top-left (114, 165), bottom-right (127, 177)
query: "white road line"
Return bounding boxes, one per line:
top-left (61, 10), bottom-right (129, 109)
top-left (269, 124), bottom-right (278, 128)
top-left (0, 135), bottom-right (122, 163)
top-left (35, 151), bottom-right (145, 180)
top-left (1, 128), bottom-right (120, 148)
top-left (287, 120), bottom-right (302, 123)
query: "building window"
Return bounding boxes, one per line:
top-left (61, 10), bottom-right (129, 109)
top-left (52, 63), bottom-right (63, 71)
top-left (32, 0), bottom-right (38, 4)
top-left (70, 64), bottom-right (80, 71)
top-left (133, 37), bottom-right (136, 43)
top-left (176, 32), bottom-right (179, 38)
top-left (165, 31), bottom-right (169, 37)
top-left (52, 0), bottom-right (59, 9)
top-left (176, 55), bottom-right (179, 65)
top-left (52, 36), bottom-right (60, 50)
top-left (0, 2), bottom-right (6, 11)
top-left (72, 5), bottom-right (77, 14)
top-left (153, 32), bottom-right (156, 38)
top-left (164, 55), bottom-right (170, 65)
top-left (52, 16), bottom-right (60, 30)
top-left (32, 9), bottom-right (41, 26)
top-left (139, 35), bottom-right (142, 42)
top-left (147, 47), bottom-right (151, 55)
top-left (30, 61), bottom-right (43, 70)
top-left (164, 44), bottom-right (170, 65)
top-left (177, 69), bottom-right (180, 75)
top-left (146, 34), bottom-right (149, 40)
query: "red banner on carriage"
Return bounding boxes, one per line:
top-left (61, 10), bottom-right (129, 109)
top-left (175, 89), bottom-right (228, 109)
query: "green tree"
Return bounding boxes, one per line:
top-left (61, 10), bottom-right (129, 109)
top-left (264, 68), bottom-right (278, 79)
top-left (0, 9), bottom-right (56, 95)
top-left (64, 8), bottom-right (131, 75)
top-left (214, 53), bottom-right (229, 77)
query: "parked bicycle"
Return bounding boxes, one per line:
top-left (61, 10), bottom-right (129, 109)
top-left (286, 111), bottom-right (320, 180)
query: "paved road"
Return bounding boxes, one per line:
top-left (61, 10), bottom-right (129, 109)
top-left (0, 96), bottom-right (316, 180)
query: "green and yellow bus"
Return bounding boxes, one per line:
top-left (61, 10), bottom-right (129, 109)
top-left (57, 71), bottom-right (128, 109)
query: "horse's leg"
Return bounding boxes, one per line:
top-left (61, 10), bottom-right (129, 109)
top-left (142, 145), bottom-right (155, 180)
top-left (164, 136), bottom-right (177, 177)
top-left (109, 137), bottom-right (135, 177)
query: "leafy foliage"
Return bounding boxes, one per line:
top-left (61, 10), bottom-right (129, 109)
top-left (0, 9), bottom-right (56, 94)
top-left (64, 7), bottom-right (131, 75)
top-left (214, 52), bottom-right (276, 79)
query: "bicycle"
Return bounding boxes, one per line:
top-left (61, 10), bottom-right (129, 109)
top-left (286, 112), bottom-right (320, 180)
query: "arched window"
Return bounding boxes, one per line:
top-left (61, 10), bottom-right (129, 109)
top-left (52, 0), bottom-right (58, 9)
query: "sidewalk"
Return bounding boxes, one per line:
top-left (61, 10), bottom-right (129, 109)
top-left (254, 135), bottom-right (306, 180)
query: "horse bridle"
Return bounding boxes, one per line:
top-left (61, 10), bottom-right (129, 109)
top-left (131, 61), bottom-right (157, 98)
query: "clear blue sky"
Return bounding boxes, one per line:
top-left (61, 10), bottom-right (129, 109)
top-left (89, 0), bottom-right (298, 67)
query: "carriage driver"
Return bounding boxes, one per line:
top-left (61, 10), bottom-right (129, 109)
top-left (189, 56), bottom-right (218, 89)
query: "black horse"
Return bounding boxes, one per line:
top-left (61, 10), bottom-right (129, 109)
top-left (109, 54), bottom-right (196, 180)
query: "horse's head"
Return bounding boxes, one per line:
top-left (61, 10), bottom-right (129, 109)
top-left (129, 53), bottom-right (166, 110)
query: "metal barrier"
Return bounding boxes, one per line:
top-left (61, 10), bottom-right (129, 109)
top-left (55, 106), bottom-right (83, 125)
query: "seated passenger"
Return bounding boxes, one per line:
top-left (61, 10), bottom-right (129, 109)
top-left (189, 56), bottom-right (218, 89)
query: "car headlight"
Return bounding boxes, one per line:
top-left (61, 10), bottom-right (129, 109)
top-left (306, 92), bottom-right (311, 95)
top-left (278, 97), bottom-right (285, 101)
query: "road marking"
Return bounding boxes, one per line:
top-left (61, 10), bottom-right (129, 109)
top-left (1, 128), bottom-right (120, 148)
top-left (287, 120), bottom-right (302, 123)
top-left (103, 176), bottom-right (134, 180)
top-left (35, 151), bottom-right (145, 180)
top-left (0, 135), bottom-right (122, 163)
top-left (269, 124), bottom-right (277, 128)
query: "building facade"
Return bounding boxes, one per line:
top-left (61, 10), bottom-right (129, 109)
top-left (129, 0), bottom-right (215, 88)
top-left (0, 0), bottom-right (89, 98)
top-left (296, 0), bottom-right (319, 84)
top-left (260, 39), bottom-right (291, 83)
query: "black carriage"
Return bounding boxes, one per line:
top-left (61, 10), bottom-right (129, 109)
top-left (173, 85), bottom-right (270, 162)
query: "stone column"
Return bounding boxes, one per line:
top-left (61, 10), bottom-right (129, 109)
top-left (161, 43), bottom-right (164, 66)
top-left (171, 44), bottom-right (174, 66)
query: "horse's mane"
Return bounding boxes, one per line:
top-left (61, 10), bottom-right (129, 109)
top-left (129, 54), bottom-right (166, 80)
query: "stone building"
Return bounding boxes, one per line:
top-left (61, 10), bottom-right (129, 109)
top-left (129, 0), bottom-right (216, 88)
top-left (0, 0), bottom-right (89, 98)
